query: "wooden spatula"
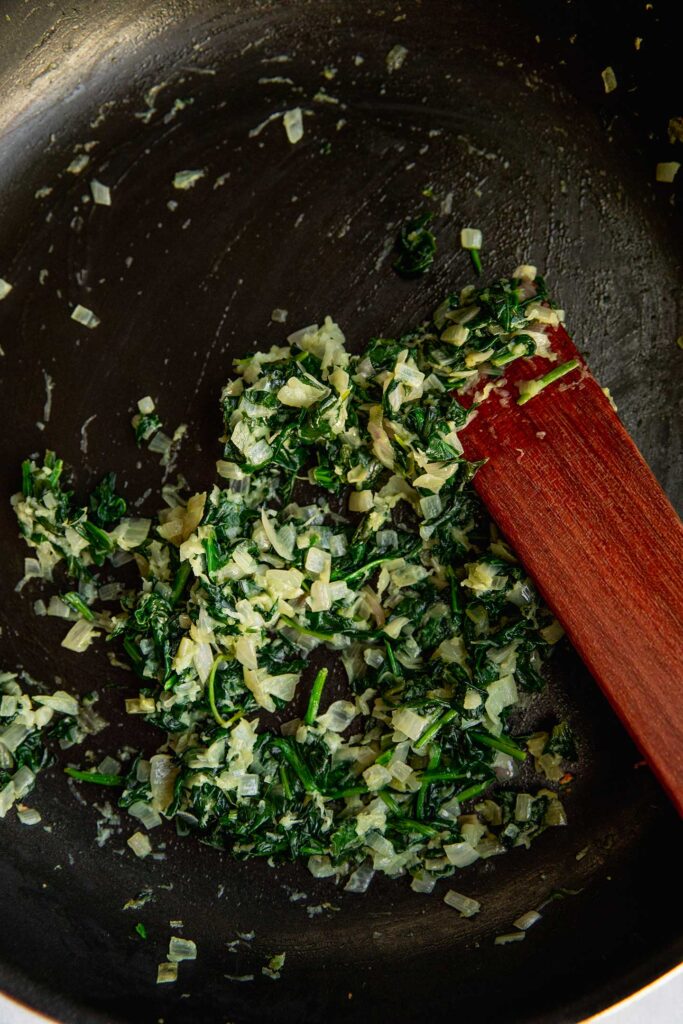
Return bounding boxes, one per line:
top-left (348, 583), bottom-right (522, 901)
top-left (459, 324), bottom-right (683, 815)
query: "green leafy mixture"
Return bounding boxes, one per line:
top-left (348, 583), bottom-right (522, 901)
top-left (5, 266), bottom-right (577, 894)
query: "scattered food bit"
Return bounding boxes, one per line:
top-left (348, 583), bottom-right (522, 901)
top-left (66, 154), bottom-right (91, 175)
top-left (634, 37), bottom-right (642, 51)
top-left (130, 397), bottom-right (186, 471)
top-left (667, 117), bottom-right (683, 144)
top-left (163, 97), bottom-right (194, 124)
top-left (513, 909), bottom-right (542, 931)
top-left (168, 936), bottom-right (197, 962)
top-left (460, 227), bottom-right (483, 275)
top-left (0, 278), bottom-right (13, 300)
top-left (125, 697), bottom-right (156, 715)
top-left (676, 336), bottom-right (683, 351)
top-left (306, 902), bottom-right (339, 918)
top-left (313, 90), bottom-right (340, 106)
top-left (517, 359), bottom-right (580, 406)
top-left (79, 414), bottom-right (97, 455)
top-left (440, 191), bottom-right (454, 216)
top-left (123, 889), bottom-right (155, 911)
top-left (135, 82), bottom-right (168, 124)
top-left (601, 66), bottom-right (617, 94)
top-left (248, 111), bottom-right (283, 138)
top-left (135, 922), bottom-right (148, 940)
top-left (271, 308), bottom-right (289, 323)
top-left (41, 371), bottom-right (55, 426)
top-left (128, 799), bottom-right (162, 830)
top-left (494, 931), bottom-right (526, 945)
top-left (156, 962), bottom-right (178, 984)
top-left (172, 169), bottom-right (206, 190)
top-left (225, 974), bottom-right (255, 983)
top-left (90, 180), bottom-right (112, 206)
top-left (35, 186), bottom-right (53, 199)
top-left (394, 212), bottom-right (436, 276)
top-left (386, 44), bottom-right (408, 73)
top-left (258, 75), bottom-right (295, 86)
top-left (132, 395), bottom-right (161, 443)
top-left (71, 304), bottom-right (101, 329)
top-left (127, 831), bottom-right (152, 858)
top-left (344, 862), bottom-right (375, 893)
top-left (655, 161), bottom-right (680, 183)
top-left (262, 952), bottom-right (286, 980)
top-left (601, 386), bottom-right (618, 412)
top-left (16, 805), bottom-right (42, 826)
top-left (63, 765), bottom-right (121, 786)
top-left (443, 890), bottom-right (481, 918)
top-left (575, 846), bottom-right (590, 861)
top-left (283, 107), bottom-right (304, 144)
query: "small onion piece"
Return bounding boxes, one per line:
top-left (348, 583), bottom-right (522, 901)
top-left (61, 620), bottom-right (100, 653)
top-left (149, 754), bottom-right (178, 812)
top-left (127, 830), bottom-right (152, 858)
top-left (157, 962), bottom-right (178, 984)
top-left (391, 707), bottom-right (428, 741)
top-left (460, 227), bottom-right (482, 251)
top-left (125, 696), bottom-right (156, 715)
top-left (0, 782), bottom-right (16, 818)
top-left (492, 751), bottom-right (516, 781)
top-left (495, 932), bottom-right (526, 945)
top-left (443, 889), bottom-right (481, 918)
top-left (128, 800), bottom-right (162, 830)
top-left (277, 376), bottom-right (327, 408)
top-left (17, 806), bottom-right (42, 826)
top-left (11, 766), bottom-right (36, 799)
top-left (90, 179), bottom-right (112, 205)
top-left (655, 161), bottom-right (680, 184)
top-left (348, 490), bottom-right (374, 513)
top-left (97, 756), bottom-right (120, 776)
top-left (443, 841), bottom-right (480, 868)
top-left (168, 937), bottom-right (197, 962)
top-left (344, 862), bottom-right (375, 893)
top-left (386, 44), bottom-right (408, 73)
top-left (34, 691), bottom-right (79, 716)
top-left (173, 169), bottom-right (205, 190)
top-left (316, 700), bottom-right (356, 733)
top-left (71, 304), bottom-right (100, 329)
top-left (237, 774), bottom-right (259, 797)
top-left (513, 910), bottom-right (542, 931)
top-left (410, 871), bottom-right (436, 894)
top-left (601, 66), bottom-right (617, 93)
top-left (307, 855), bottom-right (336, 878)
top-left (283, 107), bottom-right (304, 144)
top-left (514, 793), bottom-right (533, 822)
top-left (137, 395), bottom-right (155, 414)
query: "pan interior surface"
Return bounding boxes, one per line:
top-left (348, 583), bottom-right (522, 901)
top-left (0, 2), bottom-right (681, 1023)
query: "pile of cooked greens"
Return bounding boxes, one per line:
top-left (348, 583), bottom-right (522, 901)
top-left (5, 267), bottom-right (577, 893)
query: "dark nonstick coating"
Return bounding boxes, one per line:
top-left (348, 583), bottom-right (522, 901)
top-left (0, 2), bottom-right (681, 1022)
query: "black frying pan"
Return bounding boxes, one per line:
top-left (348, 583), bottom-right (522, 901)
top-left (0, 2), bottom-right (681, 1022)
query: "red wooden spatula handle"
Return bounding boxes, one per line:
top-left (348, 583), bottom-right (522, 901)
top-left (460, 326), bottom-right (683, 815)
